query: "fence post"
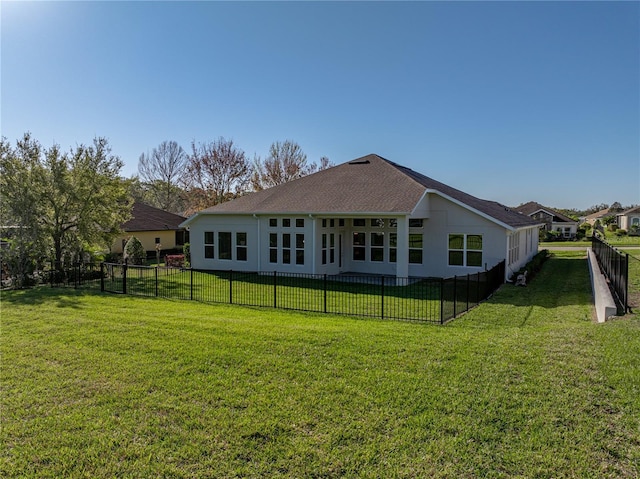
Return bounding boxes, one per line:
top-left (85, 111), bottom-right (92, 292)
top-left (466, 273), bottom-right (470, 312)
top-left (229, 270), bottom-right (233, 304)
top-left (190, 268), bottom-right (194, 301)
top-left (453, 275), bottom-right (457, 318)
top-left (273, 271), bottom-right (277, 309)
top-left (51, 261), bottom-right (54, 288)
top-left (100, 262), bottom-right (105, 292)
top-left (155, 266), bottom-right (158, 297)
top-left (440, 278), bottom-right (445, 325)
top-left (380, 275), bottom-right (385, 320)
top-left (323, 274), bottom-right (327, 313)
top-left (123, 259), bottom-right (128, 295)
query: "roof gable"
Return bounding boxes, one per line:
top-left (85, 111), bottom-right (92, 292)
top-left (187, 154), bottom-right (538, 230)
top-left (123, 202), bottom-right (186, 232)
top-left (516, 201), bottom-right (577, 224)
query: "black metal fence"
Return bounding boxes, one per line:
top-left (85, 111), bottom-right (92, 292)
top-left (99, 260), bottom-right (506, 324)
top-left (591, 235), bottom-right (629, 314)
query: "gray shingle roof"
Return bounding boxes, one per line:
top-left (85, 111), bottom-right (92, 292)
top-left (123, 202), bottom-right (186, 232)
top-left (515, 201), bottom-right (577, 224)
top-left (193, 154), bottom-right (537, 229)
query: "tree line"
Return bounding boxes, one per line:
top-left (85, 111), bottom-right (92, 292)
top-left (0, 134), bottom-right (331, 287)
top-left (134, 138), bottom-right (332, 215)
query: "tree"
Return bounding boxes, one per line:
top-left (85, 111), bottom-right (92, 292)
top-left (250, 141), bottom-right (333, 191)
top-left (0, 134), bottom-right (48, 287)
top-left (183, 137), bottom-right (251, 213)
top-left (123, 236), bottom-right (145, 265)
top-left (0, 134), bottom-right (132, 281)
top-left (137, 140), bottom-right (187, 213)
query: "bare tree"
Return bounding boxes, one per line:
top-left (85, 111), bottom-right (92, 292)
top-left (250, 140), bottom-right (307, 190)
top-left (138, 140), bottom-right (187, 213)
top-left (183, 137), bottom-right (251, 213)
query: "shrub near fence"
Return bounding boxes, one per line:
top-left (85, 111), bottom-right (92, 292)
top-left (100, 260), bottom-right (506, 324)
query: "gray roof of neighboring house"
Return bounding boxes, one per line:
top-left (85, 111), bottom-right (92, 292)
top-left (123, 202), bottom-right (186, 232)
top-left (515, 201), bottom-right (578, 224)
top-left (617, 206), bottom-right (640, 216)
top-left (188, 154), bottom-right (538, 229)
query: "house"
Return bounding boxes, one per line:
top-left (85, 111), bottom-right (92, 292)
top-left (616, 206), bottom-right (640, 234)
top-left (515, 201), bottom-right (578, 239)
top-left (111, 202), bottom-right (188, 257)
top-left (180, 154), bottom-right (541, 281)
top-left (583, 208), bottom-right (611, 227)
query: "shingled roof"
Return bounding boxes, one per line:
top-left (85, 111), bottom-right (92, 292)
top-left (515, 201), bottom-right (577, 224)
top-left (190, 154), bottom-right (537, 230)
top-left (123, 202), bottom-right (186, 232)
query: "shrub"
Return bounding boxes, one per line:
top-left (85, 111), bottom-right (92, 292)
top-left (615, 229), bottom-right (627, 237)
top-left (124, 236), bottom-right (145, 265)
top-left (510, 249), bottom-right (550, 284)
top-left (183, 242), bottom-right (190, 265)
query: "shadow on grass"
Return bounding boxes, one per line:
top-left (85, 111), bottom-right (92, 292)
top-left (0, 285), bottom-right (101, 309)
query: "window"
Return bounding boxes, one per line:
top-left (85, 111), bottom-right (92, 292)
top-left (236, 232), bottom-right (247, 261)
top-left (448, 234), bottom-right (483, 267)
top-left (329, 233), bottom-right (335, 263)
top-left (296, 234), bottom-right (305, 265)
top-left (371, 232), bottom-right (384, 261)
top-left (389, 233), bottom-right (397, 263)
top-left (353, 232), bottom-right (365, 261)
top-left (282, 234), bottom-right (291, 264)
top-left (330, 219), bottom-right (335, 228)
top-left (409, 234), bottom-right (423, 263)
top-left (322, 234), bottom-right (327, 265)
top-left (218, 232), bottom-right (232, 260)
top-left (155, 237), bottom-right (161, 244)
top-left (269, 233), bottom-right (278, 263)
top-left (389, 219), bottom-right (397, 228)
top-left (353, 218), bottom-right (365, 227)
top-left (371, 219), bottom-right (384, 228)
top-left (269, 218), bottom-right (277, 227)
top-left (509, 232), bottom-right (520, 265)
top-left (322, 219), bottom-right (327, 228)
top-left (409, 219), bottom-right (423, 228)
top-left (204, 231), bottom-right (214, 259)
top-left (339, 219), bottom-right (345, 227)
top-left (296, 218), bottom-right (304, 228)
top-left (283, 218), bottom-right (291, 227)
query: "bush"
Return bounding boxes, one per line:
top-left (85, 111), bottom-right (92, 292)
top-left (124, 236), bottom-right (145, 265)
top-left (510, 249), bottom-right (550, 284)
top-left (183, 243), bottom-right (190, 265)
top-left (615, 229), bottom-right (628, 237)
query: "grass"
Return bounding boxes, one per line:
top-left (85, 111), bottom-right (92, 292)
top-left (104, 267), bottom-right (451, 322)
top-left (2, 252), bottom-right (639, 478)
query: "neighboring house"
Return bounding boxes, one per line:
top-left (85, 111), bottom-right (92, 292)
top-left (181, 154), bottom-right (540, 281)
top-left (583, 208), bottom-right (611, 227)
top-left (112, 202), bottom-right (188, 256)
top-left (616, 206), bottom-right (640, 234)
top-left (515, 201), bottom-right (578, 239)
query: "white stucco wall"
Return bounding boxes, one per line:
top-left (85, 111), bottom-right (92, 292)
top-left (185, 193), bottom-right (537, 280)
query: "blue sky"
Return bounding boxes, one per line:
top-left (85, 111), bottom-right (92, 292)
top-left (2, 1), bottom-right (638, 211)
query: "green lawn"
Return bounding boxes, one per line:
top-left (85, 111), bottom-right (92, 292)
top-left (2, 253), bottom-right (639, 478)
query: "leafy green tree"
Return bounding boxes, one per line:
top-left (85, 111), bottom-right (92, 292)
top-left (0, 133), bottom-right (132, 280)
top-left (123, 236), bottom-right (145, 265)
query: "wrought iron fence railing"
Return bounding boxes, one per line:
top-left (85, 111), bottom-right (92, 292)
top-left (591, 235), bottom-right (629, 314)
top-left (98, 260), bottom-right (506, 324)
